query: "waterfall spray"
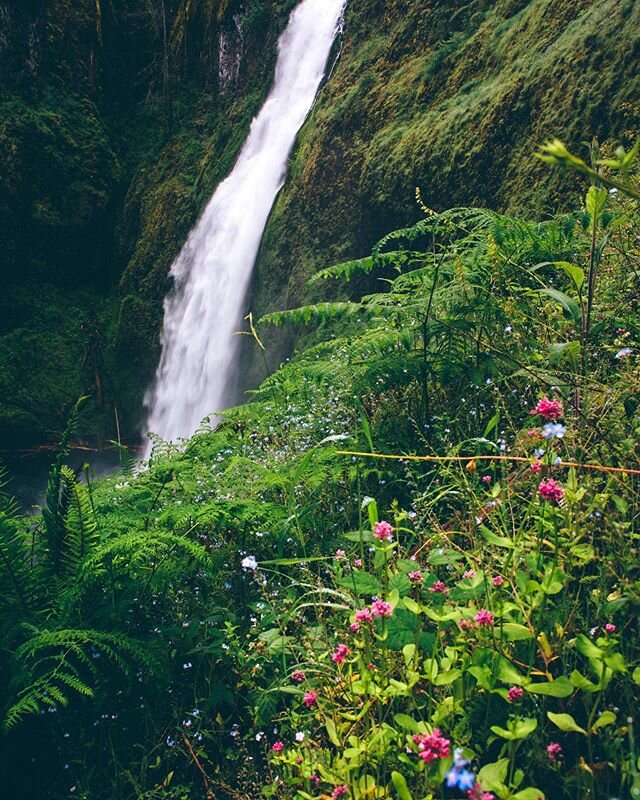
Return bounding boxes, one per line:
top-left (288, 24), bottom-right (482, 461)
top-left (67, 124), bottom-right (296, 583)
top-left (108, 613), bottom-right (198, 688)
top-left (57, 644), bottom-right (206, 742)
top-left (144, 0), bottom-right (347, 453)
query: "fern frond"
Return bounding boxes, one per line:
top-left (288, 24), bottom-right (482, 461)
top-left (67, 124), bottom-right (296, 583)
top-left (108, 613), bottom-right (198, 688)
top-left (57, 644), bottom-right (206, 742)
top-left (260, 302), bottom-right (371, 327)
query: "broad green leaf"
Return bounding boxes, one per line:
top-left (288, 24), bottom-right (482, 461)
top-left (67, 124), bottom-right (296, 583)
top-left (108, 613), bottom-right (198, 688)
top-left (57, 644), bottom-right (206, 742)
top-left (586, 185), bottom-right (608, 224)
top-left (633, 666), bottom-right (640, 685)
top-left (547, 711), bottom-right (587, 735)
top-left (538, 288), bottom-right (581, 325)
top-left (325, 718), bottom-right (341, 747)
top-left (592, 710), bottom-right (616, 731)
top-left (604, 652), bottom-right (626, 673)
top-left (513, 789), bottom-right (546, 800)
top-left (526, 676), bottom-right (573, 697)
top-left (575, 634), bottom-right (604, 660)
top-left (402, 597), bottom-right (421, 614)
top-left (491, 718), bottom-right (537, 740)
top-left (479, 525), bottom-right (514, 548)
top-left (500, 623), bottom-right (533, 641)
top-left (394, 713), bottom-right (420, 733)
top-left (337, 572), bottom-right (381, 596)
top-left (477, 758), bottom-right (509, 792)
top-left (433, 668), bottom-right (462, 686)
top-left (391, 772), bottom-right (413, 800)
top-left (570, 669), bottom-right (600, 693)
top-left (389, 572), bottom-right (412, 596)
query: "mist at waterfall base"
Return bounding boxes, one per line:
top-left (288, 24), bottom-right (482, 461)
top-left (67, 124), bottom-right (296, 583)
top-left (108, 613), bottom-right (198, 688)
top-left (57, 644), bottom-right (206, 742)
top-left (144, 0), bottom-right (347, 455)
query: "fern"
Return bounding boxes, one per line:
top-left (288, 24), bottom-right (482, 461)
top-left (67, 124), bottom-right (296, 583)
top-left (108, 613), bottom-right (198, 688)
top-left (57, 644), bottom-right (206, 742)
top-left (4, 628), bottom-right (159, 729)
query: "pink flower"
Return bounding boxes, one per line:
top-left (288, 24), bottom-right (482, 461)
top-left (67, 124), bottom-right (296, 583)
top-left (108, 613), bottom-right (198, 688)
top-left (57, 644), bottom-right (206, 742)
top-left (429, 580), bottom-right (449, 594)
top-left (355, 608), bottom-right (373, 623)
top-left (373, 520), bottom-right (394, 541)
top-left (413, 728), bottom-right (451, 764)
top-left (370, 599), bottom-right (393, 618)
top-left (408, 571), bottom-right (423, 583)
top-left (303, 690), bottom-right (318, 708)
top-left (492, 575), bottom-right (505, 587)
top-left (310, 775), bottom-right (320, 785)
top-left (332, 786), bottom-right (348, 800)
top-left (350, 622), bottom-right (360, 632)
top-left (331, 644), bottom-right (350, 664)
top-left (271, 741), bottom-right (284, 753)
top-left (291, 670), bottom-right (306, 683)
top-left (463, 569), bottom-right (476, 580)
top-left (353, 558), bottom-right (363, 568)
top-left (507, 686), bottom-right (523, 702)
top-left (547, 742), bottom-right (563, 762)
top-left (530, 460), bottom-right (542, 474)
top-left (604, 623), bottom-right (617, 633)
top-left (482, 475), bottom-right (492, 484)
top-left (335, 549), bottom-right (346, 559)
top-left (474, 609), bottom-right (494, 627)
top-left (531, 396), bottom-right (564, 420)
top-left (538, 477), bottom-right (564, 503)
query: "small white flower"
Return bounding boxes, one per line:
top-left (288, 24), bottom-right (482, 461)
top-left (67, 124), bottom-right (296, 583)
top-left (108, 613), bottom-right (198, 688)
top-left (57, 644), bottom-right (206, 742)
top-left (615, 347), bottom-right (632, 359)
top-left (295, 731), bottom-right (305, 742)
top-left (361, 496), bottom-right (375, 508)
top-left (241, 555), bottom-right (258, 571)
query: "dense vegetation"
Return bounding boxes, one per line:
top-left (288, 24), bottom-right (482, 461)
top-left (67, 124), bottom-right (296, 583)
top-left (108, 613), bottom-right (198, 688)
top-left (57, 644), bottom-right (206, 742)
top-left (2, 0), bottom-right (639, 446)
top-left (1, 140), bottom-right (639, 799)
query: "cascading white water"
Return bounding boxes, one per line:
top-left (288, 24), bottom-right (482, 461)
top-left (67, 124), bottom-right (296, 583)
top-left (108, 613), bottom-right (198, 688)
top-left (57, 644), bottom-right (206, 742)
top-left (144, 0), bottom-right (346, 450)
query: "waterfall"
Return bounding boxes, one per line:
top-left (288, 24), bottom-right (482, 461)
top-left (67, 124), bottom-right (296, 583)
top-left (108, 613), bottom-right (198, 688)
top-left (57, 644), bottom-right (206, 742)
top-left (144, 0), bottom-right (347, 451)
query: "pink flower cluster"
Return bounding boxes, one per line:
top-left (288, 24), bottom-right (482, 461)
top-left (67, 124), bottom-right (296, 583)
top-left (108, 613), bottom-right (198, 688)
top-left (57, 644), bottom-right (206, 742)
top-left (303, 690), bottom-right (318, 708)
top-left (291, 670), bottom-right (306, 683)
top-left (531, 396), bottom-right (564, 419)
top-left (506, 686), bottom-right (523, 703)
top-left (373, 520), bottom-right (394, 541)
top-left (429, 580), bottom-right (449, 594)
top-left (474, 609), bottom-right (494, 627)
top-left (371, 599), bottom-right (393, 617)
top-left (412, 728), bottom-right (451, 764)
top-left (408, 571), bottom-right (423, 583)
top-left (492, 575), bottom-right (505, 587)
top-left (331, 644), bottom-right (350, 664)
top-left (331, 786), bottom-right (348, 800)
top-left (538, 477), bottom-right (564, 503)
top-left (547, 742), bottom-right (563, 762)
top-left (271, 741), bottom-right (284, 753)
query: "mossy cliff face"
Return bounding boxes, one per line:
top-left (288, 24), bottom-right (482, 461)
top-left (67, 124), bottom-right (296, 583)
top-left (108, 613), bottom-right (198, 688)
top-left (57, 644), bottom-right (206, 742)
top-left (254, 0), bottom-right (640, 318)
top-left (0, 0), bottom-right (295, 446)
top-left (1, 0), bottom-right (639, 446)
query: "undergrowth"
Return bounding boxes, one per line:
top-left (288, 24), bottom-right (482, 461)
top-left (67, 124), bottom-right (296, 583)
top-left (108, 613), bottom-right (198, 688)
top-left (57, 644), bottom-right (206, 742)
top-left (0, 141), bottom-right (639, 799)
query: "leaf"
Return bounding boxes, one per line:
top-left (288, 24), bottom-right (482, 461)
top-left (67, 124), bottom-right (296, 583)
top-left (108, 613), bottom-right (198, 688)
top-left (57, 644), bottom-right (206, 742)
top-left (336, 572), bottom-right (381, 596)
top-left (402, 597), bottom-right (421, 614)
top-left (592, 710), bottom-right (616, 731)
top-left (513, 789), bottom-right (546, 800)
top-left (526, 676), bottom-right (573, 697)
top-left (633, 666), bottom-right (640, 686)
top-left (491, 718), bottom-right (537, 740)
top-left (575, 634), bottom-right (604, 660)
top-left (325, 718), bottom-right (341, 747)
top-left (586, 185), bottom-right (608, 225)
top-left (393, 714), bottom-right (420, 733)
top-left (389, 572), bottom-right (412, 596)
top-left (500, 623), bottom-right (533, 641)
top-left (570, 669), bottom-right (600, 693)
top-left (391, 771), bottom-right (413, 800)
top-left (477, 758), bottom-right (509, 792)
top-left (479, 526), bottom-right (514, 549)
top-left (547, 712), bottom-right (587, 735)
top-left (538, 288), bottom-right (581, 325)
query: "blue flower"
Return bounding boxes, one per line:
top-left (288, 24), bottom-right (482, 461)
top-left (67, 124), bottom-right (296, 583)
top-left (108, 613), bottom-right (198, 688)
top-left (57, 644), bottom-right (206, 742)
top-left (445, 767), bottom-right (476, 791)
top-left (542, 423), bottom-right (566, 440)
